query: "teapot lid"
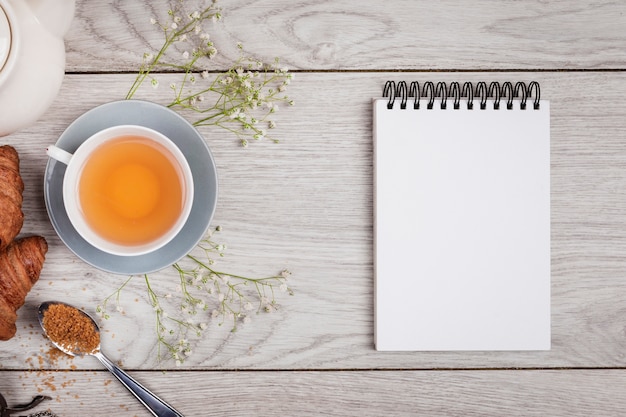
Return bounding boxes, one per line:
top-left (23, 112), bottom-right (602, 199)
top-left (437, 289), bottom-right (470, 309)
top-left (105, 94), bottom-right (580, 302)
top-left (0, 6), bottom-right (11, 73)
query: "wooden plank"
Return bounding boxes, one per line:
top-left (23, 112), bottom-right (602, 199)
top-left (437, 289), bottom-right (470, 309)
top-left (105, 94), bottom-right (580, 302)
top-left (1, 369), bottom-right (625, 416)
top-left (1, 72), bottom-right (626, 370)
top-left (65, 0), bottom-right (626, 72)
top-left (2, 1), bottom-right (623, 416)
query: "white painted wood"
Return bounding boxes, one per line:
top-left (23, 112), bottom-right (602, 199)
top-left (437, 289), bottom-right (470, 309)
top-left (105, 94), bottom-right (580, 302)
top-left (1, 0), bottom-right (626, 415)
top-left (1, 72), bottom-right (626, 372)
top-left (65, 0), bottom-right (626, 71)
top-left (1, 370), bottom-right (626, 417)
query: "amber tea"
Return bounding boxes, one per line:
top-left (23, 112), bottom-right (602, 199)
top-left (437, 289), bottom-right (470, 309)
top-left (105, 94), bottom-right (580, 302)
top-left (78, 135), bottom-right (185, 246)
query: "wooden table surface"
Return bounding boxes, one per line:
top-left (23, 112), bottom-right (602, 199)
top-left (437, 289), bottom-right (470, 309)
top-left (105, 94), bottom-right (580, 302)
top-left (2, 0), bottom-right (626, 416)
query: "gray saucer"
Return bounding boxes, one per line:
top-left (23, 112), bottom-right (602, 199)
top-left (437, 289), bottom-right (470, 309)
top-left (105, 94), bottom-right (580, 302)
top-left (44, 100), bottom-right (218, 274)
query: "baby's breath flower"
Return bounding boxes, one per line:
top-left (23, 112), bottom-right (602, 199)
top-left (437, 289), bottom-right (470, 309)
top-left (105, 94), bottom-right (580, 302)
top-left (113, 2), bottom-right (296, 363)
top-left (127, 1), bottom-right (294, 147)
top-left (96, 225), bottom-right (295, 365)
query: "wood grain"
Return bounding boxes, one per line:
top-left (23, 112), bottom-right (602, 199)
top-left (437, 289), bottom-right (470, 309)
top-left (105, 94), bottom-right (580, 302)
top-left (64, 0), bottom-right (626, 72)
top-left (2, 1), bottom-right (626, 415)
top-left (1, 369), bottom-right (626, 417)
top-left (0, 72), bottom-right (625, 372)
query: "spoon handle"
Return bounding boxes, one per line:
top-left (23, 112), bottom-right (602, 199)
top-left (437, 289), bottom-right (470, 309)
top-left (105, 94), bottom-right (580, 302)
top-left (95, 352), bottom-right (184, 417)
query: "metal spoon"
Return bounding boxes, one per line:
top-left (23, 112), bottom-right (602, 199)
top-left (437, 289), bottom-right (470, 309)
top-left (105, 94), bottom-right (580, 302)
top-left (37, 301), bottom-right (184, 417)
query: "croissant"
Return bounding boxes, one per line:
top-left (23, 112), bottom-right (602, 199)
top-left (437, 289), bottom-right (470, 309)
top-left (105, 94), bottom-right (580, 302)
top-left (0, 145), bottom-right (24, 252)
top-left (0, 236), bottom-right (48, 341)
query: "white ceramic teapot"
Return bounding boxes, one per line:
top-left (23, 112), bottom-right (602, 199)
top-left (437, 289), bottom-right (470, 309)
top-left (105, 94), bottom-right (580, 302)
top-left (0, 0), bottom-right (75, 136)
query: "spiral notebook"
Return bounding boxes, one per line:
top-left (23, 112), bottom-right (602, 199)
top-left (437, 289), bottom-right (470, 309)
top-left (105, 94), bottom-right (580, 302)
top-left (374, 81), bottom-right (550, 351)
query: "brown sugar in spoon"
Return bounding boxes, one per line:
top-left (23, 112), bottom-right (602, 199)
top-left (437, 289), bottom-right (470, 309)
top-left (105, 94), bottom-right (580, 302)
top-left (38, 301), bottom-right (183, 417)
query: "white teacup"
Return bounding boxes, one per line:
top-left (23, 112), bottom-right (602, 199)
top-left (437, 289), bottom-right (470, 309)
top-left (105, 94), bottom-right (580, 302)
top-left (47, 125), bottom-right (194, 256)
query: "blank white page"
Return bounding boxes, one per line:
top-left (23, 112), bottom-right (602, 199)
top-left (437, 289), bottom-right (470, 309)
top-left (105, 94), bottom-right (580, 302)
top-left (374, 98), bottom-right (550, 351)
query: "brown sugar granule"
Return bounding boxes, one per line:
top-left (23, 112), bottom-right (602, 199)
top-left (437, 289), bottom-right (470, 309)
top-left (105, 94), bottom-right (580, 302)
top-left (42, 304), bottom-right (100, 354)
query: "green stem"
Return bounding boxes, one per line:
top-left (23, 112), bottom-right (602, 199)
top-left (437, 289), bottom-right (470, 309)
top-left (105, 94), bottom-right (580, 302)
top-left (126, 32), bottom-right (173, 99)
top-left (186, 254), bottom-right (283, 282)
top-left (125, 5), bottom-right (220, 100)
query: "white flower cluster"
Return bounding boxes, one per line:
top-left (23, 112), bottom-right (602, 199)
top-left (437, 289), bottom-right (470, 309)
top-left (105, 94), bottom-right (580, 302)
top-left (126, 0), bottom-right (294, 147)
top-left (104, 0), bottom-right (296, 365)
top-left (98, 227), bottom-right (293, 364)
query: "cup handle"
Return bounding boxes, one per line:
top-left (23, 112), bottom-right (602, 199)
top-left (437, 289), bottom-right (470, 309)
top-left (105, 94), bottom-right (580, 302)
top-left (46, 145), bottom-right (73, 165)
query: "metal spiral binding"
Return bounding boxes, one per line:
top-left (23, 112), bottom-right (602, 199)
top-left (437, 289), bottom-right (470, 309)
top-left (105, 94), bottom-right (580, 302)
top-left (382, 81), bottom-right (541, 110)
